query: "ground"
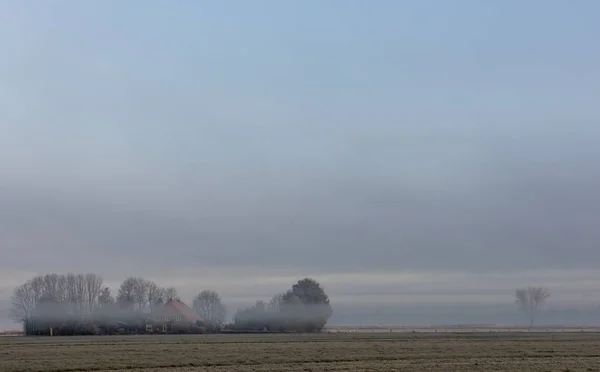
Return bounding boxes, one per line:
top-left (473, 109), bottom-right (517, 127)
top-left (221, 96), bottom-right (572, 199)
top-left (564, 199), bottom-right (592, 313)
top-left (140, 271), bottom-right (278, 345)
top-left (1, 332), bottom-right (600, 371)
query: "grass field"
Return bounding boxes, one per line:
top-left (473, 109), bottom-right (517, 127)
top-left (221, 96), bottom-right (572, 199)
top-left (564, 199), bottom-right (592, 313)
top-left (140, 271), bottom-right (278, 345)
top-left (2, 332), bottom-right (600, 371)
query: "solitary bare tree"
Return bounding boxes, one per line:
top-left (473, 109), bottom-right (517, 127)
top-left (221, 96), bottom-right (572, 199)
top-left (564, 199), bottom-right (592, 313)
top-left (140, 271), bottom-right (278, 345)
top-left (515, 286), bottom-right (550, 329)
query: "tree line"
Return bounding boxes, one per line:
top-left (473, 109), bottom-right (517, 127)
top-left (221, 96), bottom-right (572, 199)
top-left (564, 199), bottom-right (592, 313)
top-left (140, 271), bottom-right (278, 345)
top-left (9, 273), bottom-right (332, 335)
top-left (230, 278), bottom-right (333, 332)
top-left (10, 272), bottom-right (548, 335)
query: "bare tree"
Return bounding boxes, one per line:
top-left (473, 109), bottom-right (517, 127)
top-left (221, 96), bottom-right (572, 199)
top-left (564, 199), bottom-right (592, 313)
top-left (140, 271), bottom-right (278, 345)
top-left (9, 282), bottom-right (37, 326)
top-left (147, 282), bottom-right (164, 311)
top-left (163, 287), bottom-right (180, 301)
top-left (65, 274), bottom-right (78, 313)
top-left (268, 293), bottom-right (285, 312)
top-left (29, 276), bottom-right (45, 301)
top-left (42, 274), bottom-right (60, 300)
top-left (516, 286), bottom-right (550, 329)
top-left (85, 274), bottom-right (104, 313)
top-left (193, 290), bottom-right (226, 326)
top-left (97, 287), bottom-right (115, 308)
top-left (117, 277), bottom-right (136, 310)
top-left (57, 275), bottom-right (68, 303)
top-left (131, 277), bottom-right (149, 309)
top-left (75, 274), bottom-right (87, 314)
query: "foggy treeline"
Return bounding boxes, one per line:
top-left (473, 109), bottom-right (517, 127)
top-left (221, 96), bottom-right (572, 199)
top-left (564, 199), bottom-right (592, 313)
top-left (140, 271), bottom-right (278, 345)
top-left (9, 273), bottom-right (332, 335)
top-left (232, 279), bottom-right (333, 332)
top-left (10, 273), bottom-right (179, 335)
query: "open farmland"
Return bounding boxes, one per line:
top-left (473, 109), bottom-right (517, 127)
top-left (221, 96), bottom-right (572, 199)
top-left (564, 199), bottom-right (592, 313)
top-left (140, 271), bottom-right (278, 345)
top-left (2, 332), bottom-right (600, 372)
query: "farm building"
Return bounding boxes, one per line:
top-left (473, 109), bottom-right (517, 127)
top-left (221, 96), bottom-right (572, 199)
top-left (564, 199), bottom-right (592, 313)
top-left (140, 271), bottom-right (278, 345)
top-left (146, 299), bottom-right (200, 333)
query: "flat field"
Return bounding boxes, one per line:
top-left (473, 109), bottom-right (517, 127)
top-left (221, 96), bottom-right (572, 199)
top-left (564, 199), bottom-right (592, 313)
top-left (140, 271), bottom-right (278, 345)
top-left (2, 332), bottom-right (600, 372)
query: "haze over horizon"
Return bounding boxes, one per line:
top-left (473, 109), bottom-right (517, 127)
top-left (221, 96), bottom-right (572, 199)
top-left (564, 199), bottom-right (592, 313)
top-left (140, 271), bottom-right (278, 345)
top-left (2, 1), bottom-right (600, 329)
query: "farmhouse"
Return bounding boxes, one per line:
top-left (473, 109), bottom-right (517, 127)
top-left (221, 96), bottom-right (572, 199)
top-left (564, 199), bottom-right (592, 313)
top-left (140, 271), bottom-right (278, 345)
top-left (146, 299), bottom-right (200, 333)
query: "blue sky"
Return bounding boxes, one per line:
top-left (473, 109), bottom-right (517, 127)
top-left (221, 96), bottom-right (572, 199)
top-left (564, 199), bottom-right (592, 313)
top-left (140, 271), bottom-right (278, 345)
top-left (1, 1), bottom-right (600, 327)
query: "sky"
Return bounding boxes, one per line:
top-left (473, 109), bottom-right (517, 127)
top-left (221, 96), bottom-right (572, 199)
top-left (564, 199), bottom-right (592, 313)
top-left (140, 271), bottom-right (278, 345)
top-left (1, 1), bottom-right (600, 328)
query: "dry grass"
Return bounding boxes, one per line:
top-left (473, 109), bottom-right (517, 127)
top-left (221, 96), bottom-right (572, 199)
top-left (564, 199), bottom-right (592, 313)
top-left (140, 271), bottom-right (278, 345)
top-left (1, 332), bottom-right (600, 371)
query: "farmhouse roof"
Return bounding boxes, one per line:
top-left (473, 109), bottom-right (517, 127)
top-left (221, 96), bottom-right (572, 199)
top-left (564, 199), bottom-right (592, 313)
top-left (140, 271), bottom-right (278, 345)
top-left (151, 300), bottom-right (200, 323)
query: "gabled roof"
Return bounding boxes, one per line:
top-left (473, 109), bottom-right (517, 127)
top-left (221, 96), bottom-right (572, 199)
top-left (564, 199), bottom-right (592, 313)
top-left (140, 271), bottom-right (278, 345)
top-left (151, 300), bottom-right (200, 323)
